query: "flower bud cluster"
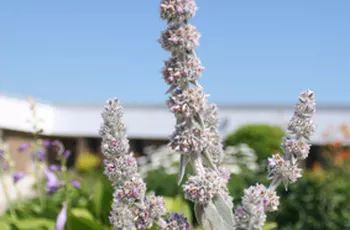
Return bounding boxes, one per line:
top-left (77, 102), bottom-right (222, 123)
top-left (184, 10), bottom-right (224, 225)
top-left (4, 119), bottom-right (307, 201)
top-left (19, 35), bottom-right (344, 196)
top-left (101, 99), bottom-right (188, 229)
top-left (115, 177), bottom-right (146, 202)
top-left (167, 88), bottom-right (206, 118)
top-left (183, 170), bottom-right (228, 204)
top-left (287, 90), bottom-right (315, 140)
top-left (234, 184), bottom-right (280, 230)
top-left (170, 127), bottom-right (204, 154)
top-left (104, 154), bottom-right (138, 186)
top-left (267, 154), bottom-right (302, 189)
top-left (147, 193), bottom-right (167, 220)
top-left (100, 100), bottom-right (129, 157)
top-left (160, 0), bottom-right (197, 23)
top-left (109, 204), bottom-right (136, 230)
top-left (160, 0), bottom-right (232, 217)
top-left (160, 24), bottom-right (200, 53)
top-left (163, 56), bottom-right (203, 86)
top-left (162, 213), bottom-right (190, 230)
top-left (234, 90), bottom-right (316, 229)
top-left (269, 90), bottom-right (316, 188)
top-left (281, 138), bottom-right (310, 160)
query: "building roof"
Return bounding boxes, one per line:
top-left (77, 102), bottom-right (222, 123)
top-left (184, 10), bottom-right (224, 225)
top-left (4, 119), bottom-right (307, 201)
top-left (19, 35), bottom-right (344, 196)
top-left (1, 95), bottom-right (350, 144)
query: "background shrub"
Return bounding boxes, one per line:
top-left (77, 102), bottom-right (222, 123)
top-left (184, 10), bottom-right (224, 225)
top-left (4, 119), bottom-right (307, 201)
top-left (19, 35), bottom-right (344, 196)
top-left (273, 170), bottom-right (350, 229)
top-left (225, 124), bottom-right (284, 162)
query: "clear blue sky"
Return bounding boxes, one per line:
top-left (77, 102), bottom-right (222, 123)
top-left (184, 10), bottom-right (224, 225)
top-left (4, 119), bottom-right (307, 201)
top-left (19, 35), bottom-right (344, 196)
top-left (0, 0), bottom-right (349, 105)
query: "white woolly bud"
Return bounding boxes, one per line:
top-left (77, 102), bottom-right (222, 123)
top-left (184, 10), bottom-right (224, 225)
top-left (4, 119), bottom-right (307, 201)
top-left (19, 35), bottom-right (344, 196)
top-left (282, 138), bottom-right (310, 160)
top-left (183, 171), bottom-right (227, 204)
top-left (234, 184), bottom-right (280, 230)
top-left (167, 87), bottom-right (206, 118)
top-left (160, 0), bottom-right (197, 22)
top-left (267, 154), bottom-right (302, 189)
top-left (163, 56), bottom-right (203, 87)
top-left (160, 24), bottom-right (200, 53)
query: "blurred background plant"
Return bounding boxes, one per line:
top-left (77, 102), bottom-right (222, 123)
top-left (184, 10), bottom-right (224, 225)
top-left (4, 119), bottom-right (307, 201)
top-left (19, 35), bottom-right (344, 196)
top-left (272, 169), bottom-right (350, 229)
top-left (138, 143), bottom-right (258, 177)
top-left (75, 152), bottom-right (101, 173)
top-left (225, 124), bottom-right (285, 163)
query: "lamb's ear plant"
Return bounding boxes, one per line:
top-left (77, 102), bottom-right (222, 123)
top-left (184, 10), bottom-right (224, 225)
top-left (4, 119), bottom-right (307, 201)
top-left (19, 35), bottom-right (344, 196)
top-left (100, 99), bottom-right (190, 230)
top-left (101, 0), bottom-right (316, 229)
top-left (233, 90), bottom-right (315, 229)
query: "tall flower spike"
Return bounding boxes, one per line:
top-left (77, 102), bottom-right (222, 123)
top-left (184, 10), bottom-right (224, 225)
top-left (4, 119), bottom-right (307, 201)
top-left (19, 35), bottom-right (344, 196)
top-left (160, 0), bottom-right (235, 229)
top-left (100, 98), bottom-right (189, 230)
top-left (234, 90), bottom-right (316, 230)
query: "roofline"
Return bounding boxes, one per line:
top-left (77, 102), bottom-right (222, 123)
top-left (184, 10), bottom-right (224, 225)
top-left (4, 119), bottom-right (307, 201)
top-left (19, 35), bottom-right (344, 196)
top-left (1, 93), bottom-right (350, 111)
top-left (54, 103), bottom-right (350, 111)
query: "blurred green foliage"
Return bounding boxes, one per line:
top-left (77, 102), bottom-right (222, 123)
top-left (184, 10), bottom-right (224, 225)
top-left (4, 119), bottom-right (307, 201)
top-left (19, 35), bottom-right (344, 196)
top-left (0, 169), bottom-right (113, 230)
top-left (273, 169), bottom-right (350, 229)
top-left (145, 168), bottom-right (183, 197)
top-left (225, 124), bottom-right (284, 162)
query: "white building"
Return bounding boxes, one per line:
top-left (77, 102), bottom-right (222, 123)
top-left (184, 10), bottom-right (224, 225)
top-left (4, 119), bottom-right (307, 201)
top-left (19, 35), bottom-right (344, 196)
top-left (1, 94), bottom-right (349, 141)
top-left (1, 94), bottom-right (350, 170)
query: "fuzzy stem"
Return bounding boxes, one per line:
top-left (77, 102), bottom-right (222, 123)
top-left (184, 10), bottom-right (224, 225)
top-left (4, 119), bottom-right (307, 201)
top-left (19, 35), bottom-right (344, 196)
top-left (0, 169), bottom-right (17, 218)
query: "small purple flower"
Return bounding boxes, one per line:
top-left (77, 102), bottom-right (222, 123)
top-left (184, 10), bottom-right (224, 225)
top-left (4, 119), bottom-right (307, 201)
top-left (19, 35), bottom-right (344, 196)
top-left (55, 202), bottom-right (67, 230)
top-left (17, 143), bottom-right (30, 152)
top-left (0, 161), bottom-right (9, 171)
top-left (71, 180), bottom-right (81, 189)
top-left (0, 149), bottom-right (4, 158)
top-left (49, 164), bottom-right (61, 172)
top-left (165, 213), bottom-right (190, 230)
top-left (63, 150), bottom-right (71, 159)
top-left (13, 172), bottom-right (25, 184)
top-left (37, 149), bottom-right (46, 161)
top-left (44, 169), bottom-right (61, 193)
top-left (42, 139), bottom-right (51, 148)
top-left (51, 140), bottom-right (64, 155)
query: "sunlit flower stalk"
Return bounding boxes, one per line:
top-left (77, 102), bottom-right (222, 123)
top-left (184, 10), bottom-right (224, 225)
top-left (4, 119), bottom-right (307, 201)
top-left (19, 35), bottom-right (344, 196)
top-left (26, 101), bottom-right (79, 228)
top-left (47, 140), bottom-right (79, 230)
top-left (0, 131), bottom-right (18, 218)
top-left (159, 0), bottom-right (235, 229)
top-left (55, 202), bottom-right (68, 230)
top-left (234, 90), bottom-right (316, 230)
top-left (159, 1), bottom-right (317, 229)
top-left (27, 99), bottom-right (47, 210)
top-left (100, 99), bottom-right (189, 230)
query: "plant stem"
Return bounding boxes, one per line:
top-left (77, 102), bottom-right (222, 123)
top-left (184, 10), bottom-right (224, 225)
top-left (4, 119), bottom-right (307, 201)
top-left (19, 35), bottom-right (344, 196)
top-left (33, 139), bottom-right (45, 211)
top-left (0, 171), bottom-right (17, 218)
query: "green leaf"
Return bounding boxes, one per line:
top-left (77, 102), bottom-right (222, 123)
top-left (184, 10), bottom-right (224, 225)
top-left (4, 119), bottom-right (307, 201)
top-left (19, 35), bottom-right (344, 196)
top-left (10, 218), bottom-right (55, 230)
top-left (0, 220), bottom-right (11, 230)
top-left (93, 179), bottom-right (104, 217)
top-left (67, 208), bottom-right (108, 230)
top-left (263, 222), bottom-right (277, 230)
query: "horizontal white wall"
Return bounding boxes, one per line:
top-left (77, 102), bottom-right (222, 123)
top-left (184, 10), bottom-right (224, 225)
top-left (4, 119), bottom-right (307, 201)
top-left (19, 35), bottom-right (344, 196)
top-left (1, 95), bottom-right (350, 144)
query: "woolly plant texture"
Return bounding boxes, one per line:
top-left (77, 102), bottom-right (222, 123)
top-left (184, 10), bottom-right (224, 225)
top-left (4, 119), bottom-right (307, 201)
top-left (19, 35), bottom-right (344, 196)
top-left (158, 0), bottom-right (316, 230)
top-left (100, 99), bottom-right (190, 230)
top-left (100, 0), bottom-right (317, 230)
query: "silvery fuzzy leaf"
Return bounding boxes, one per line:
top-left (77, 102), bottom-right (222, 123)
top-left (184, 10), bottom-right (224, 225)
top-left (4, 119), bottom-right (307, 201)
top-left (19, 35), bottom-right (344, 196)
top-left (166, 85), bottom-right (177, 94)
top-left (177, 154), bottom-right (190, 185)
top-left (194, 203), bottom-right (204, 225)
top-left (202, 150), bottom-right (217, 170)
top-left (193, 113), bottom-right (204, 127)
top-left (190, 80), bottom-right (197, 86)
top-left (213, 193), bottom-right (235, 227)
top-left (195, 201), bottom-right (233, 230)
